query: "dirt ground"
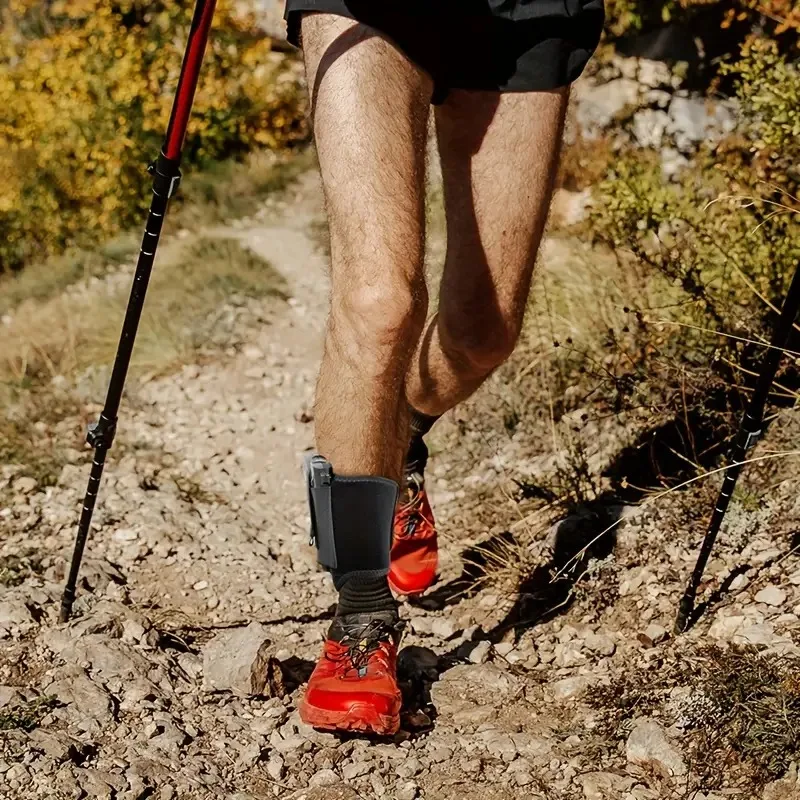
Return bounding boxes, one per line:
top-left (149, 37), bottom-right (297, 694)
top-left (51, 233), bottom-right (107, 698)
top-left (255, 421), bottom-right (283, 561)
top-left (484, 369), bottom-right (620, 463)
top-left (2, 166), bottom-right (800, 800)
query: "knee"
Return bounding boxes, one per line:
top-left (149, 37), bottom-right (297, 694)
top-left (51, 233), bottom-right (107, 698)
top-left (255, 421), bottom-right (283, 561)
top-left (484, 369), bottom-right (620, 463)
top-left (439, 306), bottom-right (521, 376)
top-left (331, 279), bottom-right (428, 364)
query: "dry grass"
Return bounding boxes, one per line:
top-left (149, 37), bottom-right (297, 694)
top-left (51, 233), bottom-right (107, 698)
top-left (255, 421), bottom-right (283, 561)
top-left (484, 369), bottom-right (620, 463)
top-left (0, 235), bottom-right (140, 318)
top-left (171, 148), bottom-right (315, 231)
top-left (1, 236), bottom-right (287, 389)
top-left (0, 149), bottom-right (308, 319)
top-left (587, 644), bottom-right (800, 790)
top-left (0, 391), bottom-right (87, 487)
top-left (0, 148), bottom-right (306, 486)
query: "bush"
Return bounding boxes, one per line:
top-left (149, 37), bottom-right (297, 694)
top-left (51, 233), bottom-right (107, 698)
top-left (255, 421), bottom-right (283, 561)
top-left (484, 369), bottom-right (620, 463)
top-left (727, 36), bottom-right (800, 154)
top-left (604, 0), bottom-right (800, 39)
top-left (589, 35), bottom-right (800, 422)
top-left (0, 0), bottom-right (308, 272)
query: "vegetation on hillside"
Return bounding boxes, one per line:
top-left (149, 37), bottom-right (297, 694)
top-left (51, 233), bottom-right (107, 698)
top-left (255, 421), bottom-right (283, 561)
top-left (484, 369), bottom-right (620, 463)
top-left (568, 5), bottom-right (800, 467)
top-left (0, 0), bottom-right (307, 272)
top-left (604, 0), bottom-right (800, 39)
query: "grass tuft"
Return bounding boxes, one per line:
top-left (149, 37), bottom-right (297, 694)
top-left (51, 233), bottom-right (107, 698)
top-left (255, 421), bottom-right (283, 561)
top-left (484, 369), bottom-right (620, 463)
top-left (1, 235), bottom-right (287, 389)
top-left (0, 549), bottom-right (44, 587)
top-left (587, 645), bottom-right (800, 788)
top-left (0, 696), bottom-right (59, 732)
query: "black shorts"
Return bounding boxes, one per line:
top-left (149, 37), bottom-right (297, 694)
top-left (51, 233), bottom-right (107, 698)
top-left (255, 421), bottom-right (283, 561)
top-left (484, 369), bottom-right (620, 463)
top-left (284, 0), bottom-right (604, 103)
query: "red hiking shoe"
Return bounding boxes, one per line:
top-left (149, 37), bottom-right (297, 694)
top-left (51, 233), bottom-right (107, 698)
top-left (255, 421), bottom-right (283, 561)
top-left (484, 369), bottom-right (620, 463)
top-left (300, 613), bottom-right (403, 735)
top-left (389, 473), bottom-right (438, 595)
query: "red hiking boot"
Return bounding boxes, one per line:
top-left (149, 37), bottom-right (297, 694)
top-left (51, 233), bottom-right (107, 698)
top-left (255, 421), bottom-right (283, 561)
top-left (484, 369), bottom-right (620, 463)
top-left (300, 613), bottom-right (403, 735)
top-left (389, 473), bottom-right (438, 595)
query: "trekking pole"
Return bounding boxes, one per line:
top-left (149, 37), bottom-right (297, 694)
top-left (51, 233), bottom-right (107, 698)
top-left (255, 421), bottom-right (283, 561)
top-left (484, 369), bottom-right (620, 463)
top-left (59, 0), bottom-right (218, 623)
top-left (675, 260), bottom-right (800, 633)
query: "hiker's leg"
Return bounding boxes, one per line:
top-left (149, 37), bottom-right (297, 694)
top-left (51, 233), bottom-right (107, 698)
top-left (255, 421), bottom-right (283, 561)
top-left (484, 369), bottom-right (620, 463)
top-left (303, 13), bottom-right (431, 483)
top-left (298, 12), bottom-right (432, 736)
top-left (406, 88), bottom-right (568, 417)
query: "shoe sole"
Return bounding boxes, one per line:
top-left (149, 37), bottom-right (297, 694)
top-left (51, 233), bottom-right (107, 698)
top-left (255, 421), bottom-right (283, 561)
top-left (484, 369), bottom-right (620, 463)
top-left (300, 701), bottom-right (400, 736)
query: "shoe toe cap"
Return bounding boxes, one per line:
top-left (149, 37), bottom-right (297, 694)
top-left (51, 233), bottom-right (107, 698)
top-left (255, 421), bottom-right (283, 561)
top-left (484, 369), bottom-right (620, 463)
top-left (305, 683), bottom-right (401, 716)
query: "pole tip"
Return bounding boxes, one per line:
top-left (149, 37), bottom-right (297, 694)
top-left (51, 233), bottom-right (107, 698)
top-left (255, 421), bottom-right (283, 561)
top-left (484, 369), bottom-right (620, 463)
top-left (675, 596), bottom-right (694, 634)
top-left (59, 592), bottom-right (74, 624)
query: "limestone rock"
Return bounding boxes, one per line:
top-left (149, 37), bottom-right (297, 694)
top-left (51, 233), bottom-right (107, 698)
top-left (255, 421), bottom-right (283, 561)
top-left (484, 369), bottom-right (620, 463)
top-left (46, 673), bottom-right (113, 731)
top-left (667, 95), bottom-right (738, 152)
top-left (626, 719), bottom-right (686, 778)
top-left (733, 623), bottom-right (797, 654)
top-left (633, 109), bottom-right (670, 149)
top-left (576, 78), bottom-right (640, 133)
top-left (395, 781), bottom-right (419, 800)
top-left (467, 640), bottom-right (492, 664)
top-left (202, 622), bottom-right (286, 697)
top-left (550, 676), bottom-right (591, 701)
top-left (431, 664), bottom-right (517, 704)
top-left (253, 0), bottom-right (288, 41)
top-left (581, 772), bottom-right (636, 800)
top-left (0, 600), bottom-right (33, 630)
top-left (755, 586), bottom-right (786, 607)
top-left (763, 764), bottom-right (800, 800)
top-left (638, 623), bottom-right (668, 648)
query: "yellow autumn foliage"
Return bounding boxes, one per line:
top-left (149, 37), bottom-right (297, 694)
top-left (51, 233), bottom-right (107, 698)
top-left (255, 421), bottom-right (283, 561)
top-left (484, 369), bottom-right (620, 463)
top-left (0, 0), bottom-right (308, 271)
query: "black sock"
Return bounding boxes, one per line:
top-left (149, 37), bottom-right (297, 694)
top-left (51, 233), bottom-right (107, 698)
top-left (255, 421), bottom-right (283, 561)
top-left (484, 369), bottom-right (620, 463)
top-left (409, 409), bottom-right (439, 439)
top-left (333, 572), bottom-right (397, 617)
top-left (407, 409), bottom-right (439, 474)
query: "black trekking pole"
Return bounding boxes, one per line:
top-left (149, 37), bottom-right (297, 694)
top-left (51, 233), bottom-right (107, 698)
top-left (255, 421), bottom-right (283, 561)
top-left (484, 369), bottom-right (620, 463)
top-left (59, 0), bottom-right (218, 623)
top-left (675, 260), bottom-right (800, 633)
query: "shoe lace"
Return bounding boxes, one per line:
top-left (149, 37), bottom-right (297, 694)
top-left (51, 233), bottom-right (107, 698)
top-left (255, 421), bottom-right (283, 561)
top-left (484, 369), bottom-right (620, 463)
top-left (326, 619), bottom-right (398, 676)
top-left (395, 473), bottom-right (433, 539)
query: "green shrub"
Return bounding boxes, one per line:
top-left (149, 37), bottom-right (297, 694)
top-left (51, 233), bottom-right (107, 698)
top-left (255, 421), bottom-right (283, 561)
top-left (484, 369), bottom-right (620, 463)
top-left (589, 35), bottom-right (800, 418)
top-left (726, 36), bottom-right (800, 153)
top-left (604, 0), bottom-right (800, 39)
top-left (0, 0), bottom-right (308, 272)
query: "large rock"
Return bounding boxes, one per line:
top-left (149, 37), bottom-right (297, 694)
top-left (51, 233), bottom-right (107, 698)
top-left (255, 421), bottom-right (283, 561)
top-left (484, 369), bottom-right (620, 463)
top-left (763, 764), bottom-right (800, 800)
top-left (60, 637), bottom-right (147, 684)
top-left (580, 772), bottom-right (636, 799)
top-left (733, 623), bottom-right (797, 655)
top-left (754, 586), bottom-right (786, 607)
top-left (430, 663), bottom-right (522, 727)
top-left (626, 719), bottom-right (687, 778)
top-left (575, 78), bottom-right (640, 134)
top-left (633, 109), bottom-right (670, 149)
top-left (46, 672), bottom-right (114, 733)
top-left (0, 599), bottom-right (34, 633)
top-left (667, 96), bottom-right (738, 152)
top-left (549, 675), bottom-right (592, 701)
top-left (252, 0), bottom-right (289, 40)
top-left (202, 621), bottom-right (286, 697)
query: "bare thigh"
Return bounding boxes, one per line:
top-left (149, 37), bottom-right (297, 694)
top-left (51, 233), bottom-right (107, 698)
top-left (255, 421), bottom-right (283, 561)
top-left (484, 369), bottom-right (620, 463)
top-left (301, 12), bottom-right (432, 478)
top-left (435, 88), bottom-right (569, 358)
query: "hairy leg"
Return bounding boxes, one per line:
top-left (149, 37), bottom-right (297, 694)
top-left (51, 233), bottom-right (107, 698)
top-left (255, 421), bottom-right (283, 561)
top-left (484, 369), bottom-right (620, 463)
top-left (302, 13), bottom-right (432, 482)
top-left (406, 88), bottom-right (569, 417)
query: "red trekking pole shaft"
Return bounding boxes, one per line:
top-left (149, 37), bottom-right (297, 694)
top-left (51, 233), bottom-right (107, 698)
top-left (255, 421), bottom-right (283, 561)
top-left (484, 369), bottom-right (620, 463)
top-left (60, 0), bottom-right (218, 623)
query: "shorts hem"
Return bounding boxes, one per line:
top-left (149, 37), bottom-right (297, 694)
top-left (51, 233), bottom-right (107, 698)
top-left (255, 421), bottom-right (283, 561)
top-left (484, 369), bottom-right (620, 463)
top-left (284, 1), bottom-right (604, 98)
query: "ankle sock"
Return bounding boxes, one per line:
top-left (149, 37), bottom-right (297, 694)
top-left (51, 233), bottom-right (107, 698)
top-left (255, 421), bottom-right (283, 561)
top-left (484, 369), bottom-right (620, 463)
top-left (407, 408), bottom-right (439, 474)
top-left (409, 409), bottom-right (440, 439)
top-left (333, 573), bottom-right (397, 617)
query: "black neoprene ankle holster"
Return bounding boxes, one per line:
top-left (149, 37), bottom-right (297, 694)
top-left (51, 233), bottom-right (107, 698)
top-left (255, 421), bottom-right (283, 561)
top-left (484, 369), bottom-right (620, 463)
top-left (304, 454), bottom-right (398, 575)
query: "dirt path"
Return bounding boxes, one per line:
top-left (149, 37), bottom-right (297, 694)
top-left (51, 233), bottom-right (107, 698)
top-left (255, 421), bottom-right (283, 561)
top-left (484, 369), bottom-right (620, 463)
top-left (2, 168), bottom-right (800, 800)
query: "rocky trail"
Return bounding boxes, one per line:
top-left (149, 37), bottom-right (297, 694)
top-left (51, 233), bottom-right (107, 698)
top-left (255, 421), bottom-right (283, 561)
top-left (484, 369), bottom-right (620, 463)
top-left (3, 86), bottom-right (800, 799)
